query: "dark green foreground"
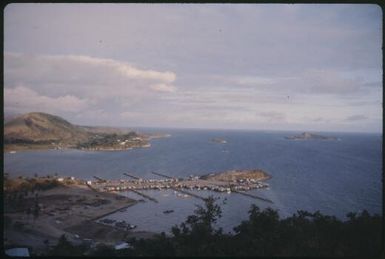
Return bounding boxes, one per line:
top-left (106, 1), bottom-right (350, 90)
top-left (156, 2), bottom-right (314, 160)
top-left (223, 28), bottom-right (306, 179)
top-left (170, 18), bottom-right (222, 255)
top-left (47, 197), bottom-right (382, 257)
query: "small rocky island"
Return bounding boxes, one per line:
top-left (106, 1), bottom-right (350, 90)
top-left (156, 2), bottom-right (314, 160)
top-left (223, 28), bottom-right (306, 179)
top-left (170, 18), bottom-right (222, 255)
top-left (285, 132), bottom-right (337, 141)
top-left (211, 138), bottom-right (227, 144)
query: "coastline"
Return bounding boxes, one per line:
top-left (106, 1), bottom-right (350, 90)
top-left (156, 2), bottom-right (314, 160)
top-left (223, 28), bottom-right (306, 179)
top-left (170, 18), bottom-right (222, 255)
top-left (3, 181), bottom-right (156, 255)
top-left (4, 142), bottom-right (153, 153)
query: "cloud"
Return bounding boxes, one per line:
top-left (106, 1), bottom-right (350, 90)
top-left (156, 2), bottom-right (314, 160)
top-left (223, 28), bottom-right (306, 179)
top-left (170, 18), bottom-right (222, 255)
top-left (311, 117), bottom-right (329, 122)
top-left (150, 83), bottom-right (176, 93)
top-left (345, 114), bottom-right (369, 121)
top-left (4, 52), bottom-right (176, 96)
top-left (4, 52), bottom-right (177, 115)
top-left (4, 86), bottom-right (88, 113)
top-left (256, 111), bottom-right (286, 122)
top-left (295, 69), bottom-right (365, 95)
top-left (44, 54), bottom-right (177, 82)
top-left (3, 5), bottom-right (381, 132)
top-left (232, 76), bottom-right (276, 86)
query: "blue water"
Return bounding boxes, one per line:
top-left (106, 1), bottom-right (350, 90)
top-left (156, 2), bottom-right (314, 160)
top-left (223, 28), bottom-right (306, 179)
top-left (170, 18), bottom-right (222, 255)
top-left (4, 129), bottom-right (382, 233)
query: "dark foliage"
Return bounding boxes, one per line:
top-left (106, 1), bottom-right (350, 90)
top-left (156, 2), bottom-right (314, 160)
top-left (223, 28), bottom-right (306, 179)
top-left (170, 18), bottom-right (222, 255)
top-left (126, 196), bottom-right (382, 257)
top-left (48, 235), bottom-right (87, 256)
top-left (76, 131), bottom-right (141, 149)
top-left (45, 196), bottom-right (383, 257)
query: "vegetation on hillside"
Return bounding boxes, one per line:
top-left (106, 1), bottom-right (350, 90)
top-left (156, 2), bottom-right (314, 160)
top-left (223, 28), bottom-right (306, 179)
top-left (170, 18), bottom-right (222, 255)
top-left (4, 112), bottom-right (149, 151)
top-left (76, 132), bottom-right (148, 150)
top-left (47, 196), bottom-right (383, 257)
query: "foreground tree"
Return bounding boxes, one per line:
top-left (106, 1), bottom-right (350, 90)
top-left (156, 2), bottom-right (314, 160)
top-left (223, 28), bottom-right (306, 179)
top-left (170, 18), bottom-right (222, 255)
top-left (48, 235), bottom-right (87, 256)
top-left (44, 198), bottom-right (382, 257)
top-left (170, 196), bottom-right (226, 256)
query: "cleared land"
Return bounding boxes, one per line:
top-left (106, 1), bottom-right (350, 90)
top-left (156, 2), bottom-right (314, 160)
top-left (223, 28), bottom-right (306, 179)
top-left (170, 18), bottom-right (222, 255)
top-left (3, 177), bottom-right (154, 254)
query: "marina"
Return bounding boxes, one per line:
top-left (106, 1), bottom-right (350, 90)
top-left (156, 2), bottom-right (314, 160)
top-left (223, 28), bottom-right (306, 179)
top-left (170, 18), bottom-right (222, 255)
top-left (89, 171), bottom-right (272, 203)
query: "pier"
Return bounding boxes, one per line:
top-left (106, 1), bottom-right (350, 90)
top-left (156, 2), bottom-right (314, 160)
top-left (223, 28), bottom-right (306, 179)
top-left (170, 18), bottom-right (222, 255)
top-left (152, 171), bottom-right (175, 180)
top-left (123, 173), bottom-right (140, 180)
top-left (129, 189), bottom-right (158, 203)
top-left (88, 170), bottom-right (272, 204)
top-left (93, 176), bottom-right (107, 182)
top-left (232, 190), bottom-right (273, 204)
top-left (91, 203), bottom-right (137, 221)
top-left (152, 171), bottom-right (206, 201)
top-left (170, 187), bottom-right (207, 201)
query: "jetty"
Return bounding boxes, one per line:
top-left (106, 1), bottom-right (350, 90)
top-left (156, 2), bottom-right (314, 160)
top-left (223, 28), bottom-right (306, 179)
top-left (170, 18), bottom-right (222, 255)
top-left (152, 171), bottom-right (206, 201)
top-left (232, 190), bottom-right (273, 204)
top-left (129, 189), bottom-right (158, 203)
top-left (152, 171), bottom-right (176, 180)
top-left (91, 203), bottom-right (137, 221)
top-left (123, 173), bottom-right (140, 180)
top-left (87, 169), bottom-right (273, 204)
top-left (170, 186), bottom-right (206, 201)
top-left (93, 176), bottom-right (107, 182)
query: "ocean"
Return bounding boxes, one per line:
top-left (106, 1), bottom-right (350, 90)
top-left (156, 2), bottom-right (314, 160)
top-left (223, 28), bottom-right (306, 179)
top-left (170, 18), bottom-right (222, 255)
top-left (4, 129), bottom-right (383, 233)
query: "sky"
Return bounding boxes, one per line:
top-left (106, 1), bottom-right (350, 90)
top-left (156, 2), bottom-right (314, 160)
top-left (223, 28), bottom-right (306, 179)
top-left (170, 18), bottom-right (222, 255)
top-left (3, 3), bottom-right (383, 133)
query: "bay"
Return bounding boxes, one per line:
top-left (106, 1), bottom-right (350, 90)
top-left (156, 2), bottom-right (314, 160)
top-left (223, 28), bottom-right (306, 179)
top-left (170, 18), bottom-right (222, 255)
top-left (4, 129), bottom-right (382, 233)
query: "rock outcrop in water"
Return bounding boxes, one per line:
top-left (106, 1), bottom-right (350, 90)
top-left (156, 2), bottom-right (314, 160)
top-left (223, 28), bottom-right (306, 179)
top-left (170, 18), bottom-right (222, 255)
top-left (285, 132), bottom-right (337, 141)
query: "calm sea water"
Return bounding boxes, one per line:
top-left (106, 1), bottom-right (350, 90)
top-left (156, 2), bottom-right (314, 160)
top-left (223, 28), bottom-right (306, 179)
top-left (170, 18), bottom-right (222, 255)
top-left (4, 129), bottom-right (382, 233)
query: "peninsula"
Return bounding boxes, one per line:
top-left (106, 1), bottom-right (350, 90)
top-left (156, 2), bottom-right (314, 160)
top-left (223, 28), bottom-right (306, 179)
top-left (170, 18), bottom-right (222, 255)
top-left (4, 112), bottom-right (165, 152)
top-left (285, 132), bottom-right (337, 141)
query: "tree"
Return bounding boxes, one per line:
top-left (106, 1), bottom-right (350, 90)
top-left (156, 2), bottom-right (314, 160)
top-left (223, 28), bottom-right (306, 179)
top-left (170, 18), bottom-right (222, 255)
top-left (170, 196), bottom-right (224, 256)
top-left (49, 235), bottom-right (86, 256)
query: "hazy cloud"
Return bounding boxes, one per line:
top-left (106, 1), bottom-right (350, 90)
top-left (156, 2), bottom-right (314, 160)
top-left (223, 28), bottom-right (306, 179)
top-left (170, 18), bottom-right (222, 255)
top-left (150, 83), bottom-right (176, 93)
top-left (4, 86), bottom-right (89, 113)
top-left (256, 111), bottom-right (287, 122)
top-left (346, 114), bottom-right (369, 121)
top-left (4, 52), bottom-right (178, 118)
top-left (3, 4), bottom-right (382, 132)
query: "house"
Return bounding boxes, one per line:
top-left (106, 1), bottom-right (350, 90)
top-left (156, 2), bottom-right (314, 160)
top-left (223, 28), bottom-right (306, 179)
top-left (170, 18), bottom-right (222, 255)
top-left (114, 242), bottom-right (132, 250)
top-left (57, 178), bottom-right (64, 182)
top-left (5, 247), bottom-right (30, 257)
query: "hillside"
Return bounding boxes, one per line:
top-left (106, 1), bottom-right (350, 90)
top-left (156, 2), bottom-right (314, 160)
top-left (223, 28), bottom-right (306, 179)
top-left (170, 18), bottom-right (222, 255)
top-left (4, 112), bottom-right (150, 151)
top-left (4, 112), bottom-right (90, 145)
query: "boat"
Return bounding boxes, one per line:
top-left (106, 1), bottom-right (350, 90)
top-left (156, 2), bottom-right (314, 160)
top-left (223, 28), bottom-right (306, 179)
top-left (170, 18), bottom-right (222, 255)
top-left (163, 210), bottom-right (174, 214)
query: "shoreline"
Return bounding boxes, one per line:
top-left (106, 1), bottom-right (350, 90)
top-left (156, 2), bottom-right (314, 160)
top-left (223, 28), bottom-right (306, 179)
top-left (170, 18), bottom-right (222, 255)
top-left (4, 143), bottom-right (152, 153)
top-left (4, 132), bottom-right (170, 153)
top-left (3, 181), bottom-right (155, 255)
